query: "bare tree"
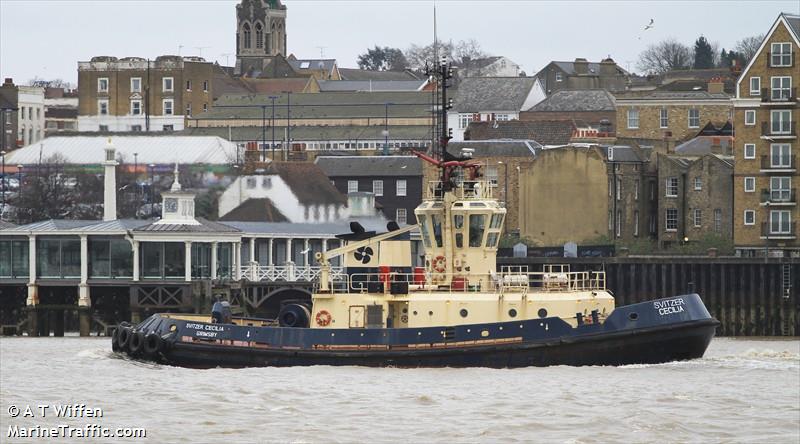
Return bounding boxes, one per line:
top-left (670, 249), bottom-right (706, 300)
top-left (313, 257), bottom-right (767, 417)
top-left (405, 40), bottom-right (454, 72)
top-left (735, 34), bottom-right (765, 65)
top-left (637, 38), bottom-right (693, 74)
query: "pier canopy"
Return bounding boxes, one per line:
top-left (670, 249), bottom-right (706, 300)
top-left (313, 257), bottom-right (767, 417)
top-left (5, 135), bottom-right (241, 167)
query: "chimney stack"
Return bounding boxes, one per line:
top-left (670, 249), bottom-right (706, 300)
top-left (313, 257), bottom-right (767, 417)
top-left (103, 138), bottom-right (118, 221)
top-left (574, 58), bottom-right (589, 75)
top-left (708, 76), bottom-right (725, 94)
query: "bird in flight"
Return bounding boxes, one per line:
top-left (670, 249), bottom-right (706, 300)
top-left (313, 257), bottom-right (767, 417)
top-left (643, 18), bottom-right (654, 31)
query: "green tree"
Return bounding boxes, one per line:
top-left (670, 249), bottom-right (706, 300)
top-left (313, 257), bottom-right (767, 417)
top-left (356, 46), bottom-right (408, 71)
top-left (693, 36), bottom-right (714, 69)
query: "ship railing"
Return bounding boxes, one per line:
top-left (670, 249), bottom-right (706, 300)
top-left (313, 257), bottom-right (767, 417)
top-left (426, 180), bottom-right (494, 200)
top-left (329, 269), bottom-right (606, 294)
top-left (239, 264), bottom-right (345, 283)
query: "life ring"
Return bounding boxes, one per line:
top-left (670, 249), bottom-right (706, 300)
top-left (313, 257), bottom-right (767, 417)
top-left (432, 255), bottom-right (447, 273)
top-left (315, 310), bottom-right (332, 327)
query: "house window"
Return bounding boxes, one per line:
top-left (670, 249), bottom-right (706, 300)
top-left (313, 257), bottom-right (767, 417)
top-left (744, 110), bottom-right (756, 126)
top-left (771, 110), bottom-right (792, 134)
top-left (555, 71), bottom-right (563, 82)
top-left (99, 125), bottom-right (109, 132)
top-left (396, 208), bottom-right (407, 225)
top-left (373, 180), bottom-right (383, 196)
top-left (616, 210), bottom-right (622, 237)
top-left (163, 99), bottom-right (174, 116)
top-left (688, 109), bottom-right (700, 128)
top-left (666, 208), bottom-right (678, 231)
top-left (744, 143), bottom-right (756, 159)
top-left (770, 42), bottom-right (792, 67)
top-left (162, 125), bottom-right (174, 132)
top-left (714, 209), bottom-right (722, 233)
top-left (694, 177), bottom-right (702, 190)
top-left (203, 80), bottom-right (209, 92)
top-left (749, 77), bottom-right (760, 95)
top-left (771, 177), bottom-right (791, 202)
top-left (458, 114), bottom-right (471, 129)
top-left (185, 102), bottom-right (192, 116)
top-left (627, 109), bottom-right (639, 129)
top-left (203, 103), bottom-right (208, 112)
top-left (131, 100), bottom-right (141, 116)
top-left (634, 179), bottom-right (640, 200)
top-left (186, 80), bottom-right (192, 91)
top-left (347, 180), bottom-right (358, 193)
top-left (608, 211), bottom-right (613, 231)
top-left (770, 210), bottom-right (791, 234)
top-left (162, 77), bottom-right (174, 92)
top-left (666, 177), bottom-right (678, 197)
top-left (634, 211), bottom-right (639, 237)
top-left (131, 125), bottom-right (142, 132)
top-left (771, 76), bottom-right (792, 101)
top-left (131, 77), bottom-right (142, 93)
top-left (615, 177), bottom-right (621, 200)
top-left (771, 144), bottom-right (791, 167)
top-left (98, 99), bottom-right (109, 116)
top-left (496, 114), bottom-right (510, 121)
top-left (744, 210), bottom-right (755, 225)
top-left (659, 108), bottom-right (668, 128)
top-left (246, 178), bottom-right (257, 189)
top-left (396, 179), bottom-right (407, 196)
top-left (693, 209), bottom-right (702, 227)
top-left (485, 166), bottom-right (499, 187)
top-left (744, 177), bottom-right (755, 192)
top-left (98, 77), bottom-right (108, 92)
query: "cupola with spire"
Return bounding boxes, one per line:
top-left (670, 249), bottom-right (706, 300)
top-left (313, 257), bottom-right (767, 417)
top-left (155, 163), bottom-right (200, 225)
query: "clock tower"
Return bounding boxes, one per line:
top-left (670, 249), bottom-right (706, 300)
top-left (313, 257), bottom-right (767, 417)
top-left (156, 163), bottom-right (200, 225)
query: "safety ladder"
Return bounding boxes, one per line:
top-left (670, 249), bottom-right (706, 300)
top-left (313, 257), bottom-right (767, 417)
top-left (782, 264), bottom-right (791, 336)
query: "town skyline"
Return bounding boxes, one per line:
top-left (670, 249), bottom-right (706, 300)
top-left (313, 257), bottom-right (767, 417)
top-left (1, 0), bottom-right (797, 85)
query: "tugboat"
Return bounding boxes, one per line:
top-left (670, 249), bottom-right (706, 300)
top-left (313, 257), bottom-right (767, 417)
top-left (111, 59), bottom-right (719, 369)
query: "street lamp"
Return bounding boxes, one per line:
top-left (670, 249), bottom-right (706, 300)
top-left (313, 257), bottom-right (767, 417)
top-left (269, 95), bottom-right (278, 161)
top-left (1, 150), bottom-right (6, 219)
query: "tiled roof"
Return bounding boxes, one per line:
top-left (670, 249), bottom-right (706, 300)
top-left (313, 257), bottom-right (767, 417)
top-left (318, 80), bottom-right (425, 92)
top-left (239, 77), bottom-right (312, 94)
top-left (288, 59), bottom-right (337, 73)
top-left (182, 125), bottom-right (433, 142)
top-left (265, 162), bottom-right (348, 206)
top-left (134, 218), bottom-right (240, 233)
top-left (526, 89), bottom-right (616, 112)
top-left (674, 136), bottom-right (734, 156)
top-left (315, 155), bottom-right (422, 177)
top-left (446, 140), bottom-right (541, 158)
top-left (783, 13), bottom-right (800, 39)
top-left (339, 69), bottom-right (420, 81)
top-left (465, 120), bottom-right (575, 145)
top-left (6, 135), bottom-right (240, 165)
top-left (454, 77), bottom-right (536, 112)
top-left (219, 198), bottom-right (289, 223)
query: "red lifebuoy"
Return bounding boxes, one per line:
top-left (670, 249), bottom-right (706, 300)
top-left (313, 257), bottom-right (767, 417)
top-left (315, 310), bottom-right (332, 327)
top-left (432, 255), bottom-right (447, 273)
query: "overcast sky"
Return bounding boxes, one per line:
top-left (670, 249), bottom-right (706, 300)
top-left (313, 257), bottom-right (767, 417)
top-left (1, 0), bottom-right (798, 86)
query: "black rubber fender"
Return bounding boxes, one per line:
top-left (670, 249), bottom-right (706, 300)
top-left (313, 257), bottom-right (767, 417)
top-left (118, 327), bottom-right (132, 352)
top-left (111, 328), bottom-right (121, 352)
top-left (143, 333), bottom-right (163, 357)
top-left (129, 331), bottom-right (145, 355)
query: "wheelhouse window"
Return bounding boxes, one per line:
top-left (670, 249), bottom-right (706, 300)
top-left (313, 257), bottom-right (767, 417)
top-left (468, 214), bottom-right (486, 247)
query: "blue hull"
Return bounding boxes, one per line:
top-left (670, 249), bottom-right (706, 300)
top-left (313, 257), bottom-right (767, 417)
top-left (113, 294), bottom-right (719, 368)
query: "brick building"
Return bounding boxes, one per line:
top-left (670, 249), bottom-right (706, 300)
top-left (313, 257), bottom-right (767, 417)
top-left (0, 79), bottom-right (19, 151)
top-left (614, 80), bottom-right (732, 148)
top-left (77, 56), bottom-right (215, 132)
top-left (533, 58), bottom-right (629, 95)
top-left (657, 153), bottom-right (734, 249)
top-left (732, 12), bottom-right (799, 257)
top-left (606, 145), bottom-right (657, 244)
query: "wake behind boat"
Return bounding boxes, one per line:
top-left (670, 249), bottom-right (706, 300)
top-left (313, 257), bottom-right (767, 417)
top-left (111, 58), bottom-right (719, 369)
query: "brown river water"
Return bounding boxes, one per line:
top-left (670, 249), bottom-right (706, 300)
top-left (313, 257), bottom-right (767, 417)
top-left (1, 336), bottom-right (798, 443)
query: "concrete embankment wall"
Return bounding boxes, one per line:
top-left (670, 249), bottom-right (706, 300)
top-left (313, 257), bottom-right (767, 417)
top-left (498, 257), bottom-right (799, 337)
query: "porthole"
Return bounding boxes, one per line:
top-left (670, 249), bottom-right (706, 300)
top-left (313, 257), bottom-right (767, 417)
top-left (402, 308), bottom-right (408, 314)
top-left (460, 309), bottom-right (468, 318)
top-left (413, 311), bottom-right (418, 316)
top-left (428, 310), bottom-right (434, 316)
top-left (537, 308), bottom-right (548, 318)
top-left (628, 312), bottom-right (639, 321)
top-left (508, 308), bottom-right (518, 318)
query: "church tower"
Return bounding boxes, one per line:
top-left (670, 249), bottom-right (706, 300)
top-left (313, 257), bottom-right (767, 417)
top-left (235, 0), bottom-right (287, 75)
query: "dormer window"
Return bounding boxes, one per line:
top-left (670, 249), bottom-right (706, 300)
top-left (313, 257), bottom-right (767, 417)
top-left (555, 71), bottom-right (563, 82)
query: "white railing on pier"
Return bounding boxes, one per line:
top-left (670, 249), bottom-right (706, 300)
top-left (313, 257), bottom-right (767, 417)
top-left (239, 264), bottom-right (344, 283)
